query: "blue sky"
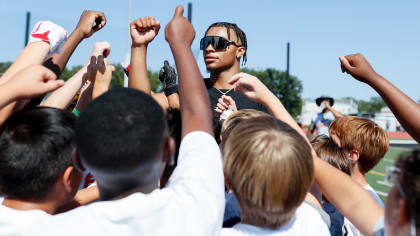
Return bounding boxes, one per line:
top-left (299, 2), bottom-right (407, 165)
top-left (1, 0), bottom-right (419, 101)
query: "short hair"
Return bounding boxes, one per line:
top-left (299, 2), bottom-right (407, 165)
top-left (205, 22), bottom-right (248, 65)
top-left (395, 150), bottom-right (420, 229)
top-left (223, 116), bottom-right (313, 228)
top-left (329, 116), bottom-right (389, 174)
top-left (311, 135), bottom-right (352, 176)
top-left (220, 109), bottom-right (268, 144)
top-left (75, 88), bottom-right (166, 179)
top-left (0, 107), bottom-right (76, 200)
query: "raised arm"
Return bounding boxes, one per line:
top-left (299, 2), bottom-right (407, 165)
top-left (128, 17), bottom-right (160, 94)
top-left (0, 65), bottom-right (64, 109)
top-left (165, 6), bottom-right (213, 137)
top-left (229, 72), bottom-right (383, 236)
top-left (340, 53), bottom-right (420, 143)
top-left (43, 10), bottom-right (106, 77)
top-left (42, 42), bottom-right (111, 109)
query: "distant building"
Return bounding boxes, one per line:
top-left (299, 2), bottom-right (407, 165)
top-left (373, 107), bottom-right (402, 132)
top-left (299, 98), bottom-right (358, 126)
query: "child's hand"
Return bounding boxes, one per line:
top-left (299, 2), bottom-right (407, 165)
top-left (215, 95), bottom-right (237, 115)
top-left (165, 6), bottom-right (195, 47)
top-left (7, 65), bottom-right (64, 100)
top-left (75, 10), bottom-right (106, 38)
top-left (90, 42), bottom-right (111, 58)
top-left (130, 17), bottom-right (160, 47)
top-left (229, 72), bottom-right (270, 104)
top-left (339, 54), bottom-right (378, 84)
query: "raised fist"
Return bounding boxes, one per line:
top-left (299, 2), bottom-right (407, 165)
top-left (90, 42), bottom-right (111, 58)
top-left (75, 10), bottom-right (106, 38)
top-left (339, 54), bottom-right (378, 84)
top-left (165, 6), bottom-right (195, 46)
top-left (130, 16), bottom-right (160, 47)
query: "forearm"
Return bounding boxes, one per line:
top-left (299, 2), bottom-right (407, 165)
top-left (169, 43), bottom-right (213, 137)
top-left (0, 42), bottom-right (50, 85)
top-left (0, 83), bottom-right (18, 109)
top-left (43, 29), bottom-right (84, 77)
top-left (56, 185), bottom-right (99, 213)
top-left (129, 46), bottom-right (151, 94)
top-left (261, 92), bottom-right (308, 142)
top-left (368, 74), bottom-right (420, 142)
top-left (75, 85), bottom-right (93, 112)
top-left (314, 157), bottom-right (383, 236)
top-left (42, 66), bottom-right (87, 109)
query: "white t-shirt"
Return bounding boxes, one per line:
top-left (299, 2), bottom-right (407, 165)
top-left (0, 204), bottom-right (50, 236)
top-left (342, 184), bottom-right (384, 236)
top-left (221, 202), bottom-right (330, 236)
top-left (25, 131), bottom-right (225, 236)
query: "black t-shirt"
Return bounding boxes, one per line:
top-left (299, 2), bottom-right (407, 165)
top-left (204, 79), bottom-right (267, 112)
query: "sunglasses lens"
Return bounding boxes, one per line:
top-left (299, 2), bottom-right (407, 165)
top-left (200, 36), bottom-right (228, 50)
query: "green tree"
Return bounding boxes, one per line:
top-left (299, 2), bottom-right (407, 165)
top-left (241, 68), bottom-right (303, 117)
top-left (357, 96), bottom-right (386, 113)
top-left (0, 62), bottom-right (12, 74)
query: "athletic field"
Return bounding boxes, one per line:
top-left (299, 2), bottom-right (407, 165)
top-left (365, 146), bottom-right (411, 202)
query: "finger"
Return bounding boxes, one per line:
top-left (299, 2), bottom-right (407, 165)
top-left (109, 65), bottom-right (116, 72)
top-left (218, 97), bottom-right (229, 108)
top-left (99, 12), bottom-right (106, 28)
top-left (229, 72), bottom-right (246, 85)
top-left (44, 79), bottom-right (65, 91)
top-left (90, 56), bottom-right (97, 67)
top-left (173, 5), bottom-right (184, 18)
top-left (339, 56), bottom-right (353, 73)
top-left (146, 17), bottom-right (151, 28)
top-left (40, 67), bottom-right (57, 81)
top-left (97, 55), bottom-right (106, 73)
top-left (154, 20), bottom-right (161, 35)
top-left (215, 108), bottom-right (223, 114)
top-left (217, 102), bottom-right (227, 111)
top-left (223, 95), bottom-right (236, 106)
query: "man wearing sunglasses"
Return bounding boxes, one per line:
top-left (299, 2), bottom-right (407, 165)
top-left (201, 22), bottom-right (267, 114)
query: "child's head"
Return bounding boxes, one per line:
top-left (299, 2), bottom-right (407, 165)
top-left (329, 116), bottom-right (389, 174)
top-left (311, 135), bottom-right (352, 176)
top-left (223, 116), bottom-right (313, 228)
top-left (220, 109), bottom-right (268, 145)
top-left (74, 88), bottom-right (175, 198)
top-left (385, 150), bottom-right (420, 235)
top-left (0, 107), bottom-right (81, 202)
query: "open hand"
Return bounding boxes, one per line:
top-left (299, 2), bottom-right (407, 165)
top-left (339, 53), bottom-right (378, 84)
top-left (130, 17), bottom-right (160, 47)
top-left (75, 10), bottom-right (106, 38)
top-left (165, 6), bottom-right (195, 47)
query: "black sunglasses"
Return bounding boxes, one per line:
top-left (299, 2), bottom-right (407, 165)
top-left (200, 36), bottom-right (241, 50)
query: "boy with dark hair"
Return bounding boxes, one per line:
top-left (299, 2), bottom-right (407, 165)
top-left (26, 6), bottom-right (224, 236)
top-left (0, 107), bottom-right (84, 234)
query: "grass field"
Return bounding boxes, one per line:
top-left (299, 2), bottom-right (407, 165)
top-left (365, 146), bottom-right (410, 202)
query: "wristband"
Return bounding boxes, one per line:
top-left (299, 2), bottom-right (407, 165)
top-left (29, 21), bottom-right (68, 56)
top-left (72, 108), bottom-right (80, 116)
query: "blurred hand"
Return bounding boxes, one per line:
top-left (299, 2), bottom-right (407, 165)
top-left (165, 6), bottom-right (195, 46)
top-left (215, 95), bottom-right (237, 115)
top-left (75, 10), bottom-right (106, 38)
top-left (8, 65), bottom-right (64, 99)
top-left (130, 17), bottom-right (160, 47)
top-left (339, 53), bottom-right (378, 84)
top-left (90, 42), bottom-right (111, 58)
top-left (92, 58), bottom-right (115, 99)
top-left (229, 72), bottom-right (270, 104)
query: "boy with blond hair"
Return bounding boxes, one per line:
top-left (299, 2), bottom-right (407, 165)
top-left (221, 116), bottom-right (330, 235)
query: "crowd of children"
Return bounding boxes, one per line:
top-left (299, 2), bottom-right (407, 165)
top-left (0, 5), bottom-right (419, 236)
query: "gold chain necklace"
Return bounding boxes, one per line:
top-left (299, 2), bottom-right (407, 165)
top-left (213, 87), bottom-right (234, 95)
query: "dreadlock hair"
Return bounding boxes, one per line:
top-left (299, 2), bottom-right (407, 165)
top-left (205, 22), bottom-right (248, 65)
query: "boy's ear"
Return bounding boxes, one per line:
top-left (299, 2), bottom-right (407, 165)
top-left (163, 137), bottom-right (175, 166)
top-left (62, 166), bottom-right (82, 193)
top-left (72, 148), bottom-right (85, 172)
top-left (236, 47), bottom-right (245, 60)
top-left (347, 149), bottom-right (360, 163)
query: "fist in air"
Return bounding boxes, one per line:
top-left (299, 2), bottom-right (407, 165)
top-left (339, 54), bottom-right (378, 83)
top-left (130, 16), bottom-right (160, 47)
top-left (75, 10), bottom-right (106, 38)
top-left (165, 5), bottom-right (195, 46)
